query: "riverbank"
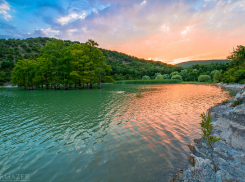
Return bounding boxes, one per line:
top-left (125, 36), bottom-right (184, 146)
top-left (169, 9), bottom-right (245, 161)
top-left (172, 83), bottom-right (245, 182)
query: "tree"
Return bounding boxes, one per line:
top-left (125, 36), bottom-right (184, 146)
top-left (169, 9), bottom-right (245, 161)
top-left (68, 43), bottom-right (90, 89)
top-left (142, 75), bottom-right (150, 80)
top-left (85, 39), bottom-right (99, 89)
top-left (40, 39), bottom-right (65, 89)
top-left (198, 75), bottom-right (211, 82)
top-left (11, 59), bottom-right (37, 89)
top-left (200, 113), bottom-right (220, 172)
top-left (171, 75), bottom-right (182, 80)
top-left (180, 69), bottom-right (189, 81)
top-left (155, 74), bottom-right (164, 80)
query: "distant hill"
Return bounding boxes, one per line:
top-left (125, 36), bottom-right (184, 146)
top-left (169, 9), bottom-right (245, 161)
top-left (175, 60), bottom-right (230, 67)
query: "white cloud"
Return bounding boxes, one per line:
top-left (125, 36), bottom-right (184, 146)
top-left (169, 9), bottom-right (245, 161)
top-left (140, 1), bottom-right (146, 6)
top-left (0, 0), bottom-right (12, 21)
top-left (57, 12), bottom-right (86, 25)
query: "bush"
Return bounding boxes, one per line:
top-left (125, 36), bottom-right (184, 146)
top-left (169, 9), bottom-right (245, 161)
top-left (155, 74), bottom-right (163, 80)
top-left (231, 98), bottom-right (243, 107)
top-left (162, 74), bottom-right (170, 79)
top-left (213, 70), bottom-right (222, 83)
top-left (198, 75), bottom-right (211, 82)
top-left (171, 74), bottom-right (182, 80)
top-left (142, 75), bottom-right (150, 80)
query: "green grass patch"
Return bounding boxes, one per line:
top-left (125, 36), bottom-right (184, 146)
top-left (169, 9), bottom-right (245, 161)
top-left (221, 100), bottom-right (229, 105)
top-left (114, 79), bottom-right (182, 84)
top-left (231, 98), bottom-right (243, 107)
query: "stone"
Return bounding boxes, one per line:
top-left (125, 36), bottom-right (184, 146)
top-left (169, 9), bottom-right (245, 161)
top-left (188, 155), bottom-right (195, 165)
top-left (188, 144), bottom-right (196, 152)
top-left (210, 112), bottom-right (217, 118)
top-left (194, 139), bottom-right (201, 144)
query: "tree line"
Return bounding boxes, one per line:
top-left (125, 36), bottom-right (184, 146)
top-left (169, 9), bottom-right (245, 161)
top-left (10, 39), bottom-right (112, 90)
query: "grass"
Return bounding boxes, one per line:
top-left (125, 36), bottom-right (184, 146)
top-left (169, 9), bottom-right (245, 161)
top-left (231, 98), bottom-right (243, 107)
top-left (222, 100), bottom-right (229, 105)
top-left (114, 79), bottom-right (182, 84)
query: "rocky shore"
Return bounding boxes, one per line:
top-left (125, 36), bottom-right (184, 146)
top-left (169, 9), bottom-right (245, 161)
top-left (172, 84), bottom-right (245, 182)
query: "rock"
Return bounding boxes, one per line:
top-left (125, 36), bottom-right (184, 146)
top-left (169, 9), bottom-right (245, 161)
top-left (188, 144), bottom-right (196, 152)
top-left (210, 112), bottom-right (217, 118)
top-left (188, 155), bottom-right (195, 165)
top-left (175, 173), bottom-right (183, 180)
top-left (235, 93), bottom-right (242, 100)
top-left (234, 154), bottom-right (245, 163)
top-left (194, 139), bottom-right (202, 144)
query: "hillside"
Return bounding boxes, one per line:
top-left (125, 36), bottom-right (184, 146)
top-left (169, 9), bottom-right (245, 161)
top-left (0, 37), bottom-right (178, 83)
top-left (176, 60), bottom-right (230, 67)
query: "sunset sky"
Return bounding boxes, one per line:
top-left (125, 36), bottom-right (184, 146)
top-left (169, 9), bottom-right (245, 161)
top-left (0, 0), bottom-right (245, 64)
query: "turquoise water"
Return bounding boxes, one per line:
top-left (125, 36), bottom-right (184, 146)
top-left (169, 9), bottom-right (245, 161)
top-left (0, 84), bottom-right (231, 182)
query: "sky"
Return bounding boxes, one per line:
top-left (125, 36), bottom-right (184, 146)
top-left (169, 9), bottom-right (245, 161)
top-left (0, 0), bottom-right (245, 64)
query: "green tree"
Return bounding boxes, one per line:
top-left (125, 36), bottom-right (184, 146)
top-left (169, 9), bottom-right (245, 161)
top-left (180, 69), bottom-right (189, 81)
top-left (11, 59), bottom-right (37, 89)
top-left (40, 39), bottom-right (65, 89)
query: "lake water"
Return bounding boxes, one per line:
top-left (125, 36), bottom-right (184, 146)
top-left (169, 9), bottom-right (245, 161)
top-left (0, 84), bottom-right (231, 182)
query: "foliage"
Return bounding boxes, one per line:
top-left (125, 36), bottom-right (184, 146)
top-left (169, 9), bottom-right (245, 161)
top-left (198, 75), bottom-right (211, 82)
top-left (221, 100), bottom-right (229, 105)
top-left (0, 37), bottom-right (231, 84)
top-left (231, 98), bottom-right (243, 107)
top-left (171, 74), bottom-right (183, 80)
top-left (200, 112), bottom-right (221, 145)
top-left (115, 79), bottom-right (181, 84)
top-left (213, 70), bottom-right (222, 83)
top-left (223, 45), bottom-right (245, 83)
top-left (176, 60), bottom-right (230, 67)
top-left (0, 71), bottom-right (5, 82)
top-left (162, 74), bottom-right (170, 79)
top-left (11, 39), bottom-right (112, 89)
top-left (155, 74), bottom-right (164, 80)
top-left (142, 75), bottom-right (150, 80)
top-left (180, 69), bottom-right (188, 81)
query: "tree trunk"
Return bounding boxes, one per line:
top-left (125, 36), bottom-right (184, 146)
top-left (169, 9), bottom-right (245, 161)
top-left (79, 80), bottom-right (81, 89)
top-left (64, 83), bottom-right (68, 90)
top-left (99, 72), bottom-right (101, 89)
top-left (83, 85), bottom-right (85, 89)
top-left (87, 82), bottom-right (89, 88)
top-left (69, 84), bottom-right (72, 88)
top-left (46, 84), bottom-right (49, 89)
top-left (89, 83), bottom-right (93, 89)
top-left (57, 84), bottom-right (60, 90)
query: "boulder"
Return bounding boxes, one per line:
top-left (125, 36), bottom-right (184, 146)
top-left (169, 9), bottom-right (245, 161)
top-left (188, 155), bottom-right (195, 165)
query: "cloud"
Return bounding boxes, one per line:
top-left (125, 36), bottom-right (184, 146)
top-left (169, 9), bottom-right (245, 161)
top-left (0, 0), bottom-right (12, 21)
top-left (57, 12), bottom-right (86, 25)
top-left (2, 0), bottom-right (245, 64)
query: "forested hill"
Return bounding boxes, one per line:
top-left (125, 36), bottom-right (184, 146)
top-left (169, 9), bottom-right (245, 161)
top-left (176, 60), bottom-right (230, 67)
top-left (0, 37), bottom-right (180, 82)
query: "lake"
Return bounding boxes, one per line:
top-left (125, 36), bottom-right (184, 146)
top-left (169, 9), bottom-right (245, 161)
top-left (0, 84), bottom-right (231, 182)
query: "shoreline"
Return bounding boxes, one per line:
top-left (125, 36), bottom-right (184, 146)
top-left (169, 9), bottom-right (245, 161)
top-left (172, 83), bottom-right (245, 182)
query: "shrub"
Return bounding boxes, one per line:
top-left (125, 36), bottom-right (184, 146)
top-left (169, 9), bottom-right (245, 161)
top-left (162, 74), bottom-right (170, 79)
top-left (171, 74), bottom-right (182, 80)
top-left (198, 75), bottom-right (211, 82)
top-left (142, 75), bottom-right (150, 80)
top-left (213, 70), bottom-right (222, 83)
top-left (200, 113), bottom-right (220, 172)
top-left (170, 71), bottom-right (179, 77)
top-left (221, 100), bottom-right (229, 105)
top-left (231, 98), bottom-right (243, 107)
top-left (155, 74), bottom-right (163, 80)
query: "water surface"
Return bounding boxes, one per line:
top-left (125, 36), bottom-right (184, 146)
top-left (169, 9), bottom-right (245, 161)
top-left (0, 84), bottom-right (231, 182)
